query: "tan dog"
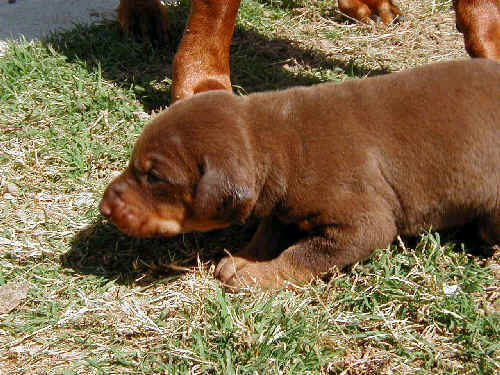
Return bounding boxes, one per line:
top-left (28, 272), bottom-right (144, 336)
top-left (454, 0), bottom-right (500, 60)
top-left (100, 59), bottom-right (500, 289)
top-left (117, 0), bottom-right (500, 103)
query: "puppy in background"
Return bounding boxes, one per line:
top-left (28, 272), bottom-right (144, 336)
top-left (100, 59), bottom-right (500, 290)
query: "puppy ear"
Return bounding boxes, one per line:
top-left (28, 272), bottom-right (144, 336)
top-left (193, 158), bottom-right (256, 223)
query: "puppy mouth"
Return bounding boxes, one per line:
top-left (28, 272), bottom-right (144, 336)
top-left (103, 217), bottom-right (181, 238)
top-left (99, 185), bottom-right (231, 237)
top-left (155, 218), bottom-right (183, 236)
top-left (103, 206), bottom-right (231, 238)
top-left (103, 207), bottom-right (184, 238)
top-left (99, 180), bottom-right (187, 237)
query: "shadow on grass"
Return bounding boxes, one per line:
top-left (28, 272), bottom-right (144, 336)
top-left (62, 214), bottom-right (492, 287)
top-left (43, 2), bottom-right (388, 112)
top-left (54, 2), bottom-right (392, 285)
top-left (391, 223), bottom-right (495, 260)
top-left (61, 218), bottom-right (256, 285)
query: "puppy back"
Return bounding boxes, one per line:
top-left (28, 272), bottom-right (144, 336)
top-left (244, 59), bottom-right (499, 232)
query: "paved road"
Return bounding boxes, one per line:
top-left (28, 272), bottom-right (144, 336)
top-left (0, 0), bottom-right (119, 41)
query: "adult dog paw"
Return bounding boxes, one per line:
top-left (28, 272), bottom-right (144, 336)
top-left (117, 0), bottom-right (170, 45)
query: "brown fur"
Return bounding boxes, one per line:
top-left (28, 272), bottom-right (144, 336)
top-left (100, 59), bottom-right (500, 289)
top-left (454, 0), bottom-right (500, 60)
top-left (117, 0), bottom-right (500, 103)
top-left (338, 0), bottom-right (403, 25)
top-left (117, 0), bottom-right (403, 102)
top-left (117, 0), bottom-right (169, 45)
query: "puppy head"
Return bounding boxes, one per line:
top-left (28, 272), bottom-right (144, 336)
top-left (99, 91), bottom-right (257, 238)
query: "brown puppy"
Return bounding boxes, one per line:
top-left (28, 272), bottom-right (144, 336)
top-left (454, 0), bottom-right (500, 60)
top-left (100, 59), bottom-right (500, 289)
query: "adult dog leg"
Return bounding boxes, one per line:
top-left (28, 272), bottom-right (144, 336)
top-left (338, 0), bottom-right (403, 25)
top-left (117, 0), bottom-right (170, 44)
top-left (171, 0), bottom-right (241, 101)
top-left (454, 0), bottom-right (500, 60)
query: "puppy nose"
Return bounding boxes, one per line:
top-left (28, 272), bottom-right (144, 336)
top-left (99, 199), bottom-right (111, 217)
top-left (99, 177), bottom-right (129, 218)
top-left (99, 185), bottom-right (120, 218)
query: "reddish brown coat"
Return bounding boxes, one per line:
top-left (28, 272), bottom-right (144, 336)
top-left (100, 59), bottom-right (500, 289)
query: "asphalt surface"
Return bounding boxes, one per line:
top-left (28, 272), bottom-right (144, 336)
top-left (0, 0), bottom-right (119, 41)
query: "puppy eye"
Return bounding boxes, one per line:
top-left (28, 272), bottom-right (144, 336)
top-left (147, 170), bottom-right (164, 184)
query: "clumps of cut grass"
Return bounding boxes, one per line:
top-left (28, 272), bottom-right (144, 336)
top-left (318, 231), bottom-right (498, 374)
top-left (0, 39), bottom-right (146, 186)
top-left (0, 2), bottom-right (497, 374)
top-left (237, 0), bottom-right (467, 74)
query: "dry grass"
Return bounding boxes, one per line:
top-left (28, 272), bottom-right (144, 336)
top-left (231, 0), bottom-right (467, 88)
top-left (289, 0), bottom-right (466, 69)
top-left (0, 0), bottom-right (497, 374)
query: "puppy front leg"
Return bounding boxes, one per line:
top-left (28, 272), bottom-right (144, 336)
top-left (215, 235), bottom-right (346, 290)
top-left (216, 215), bottom-right (397, 290)
top-left (215, 215), bottom-right (299, 287)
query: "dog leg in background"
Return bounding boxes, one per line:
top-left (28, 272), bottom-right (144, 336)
top-left (118, 0), bottom-right (170, 45)
top-left (216, 197), bottom-right (398, 290)
top-left (454, 0), bottom-right (500, 60)
top-left (171, 0), bottom-right (241, 102)
top-left (338, 0), bottom-right (403, 24)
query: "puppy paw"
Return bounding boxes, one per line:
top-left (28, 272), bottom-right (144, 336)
top-left (215, 256), bottom-right (284, 291)
top-left (215, 255), bottom-right (251, 290)
top-left (117, 0), bottom-right (170, 45)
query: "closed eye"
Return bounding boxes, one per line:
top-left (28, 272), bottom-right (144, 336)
top-left (147, 169), bottom-right (164, 184)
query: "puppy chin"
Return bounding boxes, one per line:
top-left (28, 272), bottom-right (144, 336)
top-left (156, 219), bottom-right (183, 237)
top-left (107, 216), bottom-right (181, 238)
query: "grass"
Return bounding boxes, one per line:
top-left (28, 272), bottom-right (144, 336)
top-left (0, 0), bottom-right (498, 374)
